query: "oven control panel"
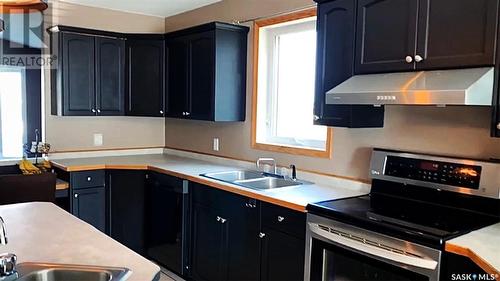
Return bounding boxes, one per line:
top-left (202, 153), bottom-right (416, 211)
top-left (384, 156), bottom-right (482, 189)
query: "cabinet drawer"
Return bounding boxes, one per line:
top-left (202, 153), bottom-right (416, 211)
top-left (191, 182), bottom-right (247, 208)
top-left (71, 170), bottom-right (105, 189)
top-left (262, 202), bottom-right (306, 238)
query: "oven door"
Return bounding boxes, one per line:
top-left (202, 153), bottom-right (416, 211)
top-left (304, 214), bottom-right (441, 281)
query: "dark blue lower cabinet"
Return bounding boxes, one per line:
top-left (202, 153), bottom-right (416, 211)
top-left (189, 183), bottom-right (304, 281)
top-left (190, 184), bottom-right (261, 281)
top-left (71, 186), bottom-right (106, 232)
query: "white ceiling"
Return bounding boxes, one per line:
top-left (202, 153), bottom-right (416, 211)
top-left (58, 0), bottom-right (222, 18)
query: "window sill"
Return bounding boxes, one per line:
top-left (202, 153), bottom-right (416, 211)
top-left (252, 139), bottom-right (332, 159)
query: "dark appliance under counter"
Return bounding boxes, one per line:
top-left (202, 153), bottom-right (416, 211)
top-left (305, 149), bottom-right (500, 281)
top-left (145, 172), bottom-right (190, 276)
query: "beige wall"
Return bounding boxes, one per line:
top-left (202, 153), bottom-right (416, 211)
top-left (44, 1), bottom-right (166, 152)
top-left (164, 0), bottom-right (500, 181)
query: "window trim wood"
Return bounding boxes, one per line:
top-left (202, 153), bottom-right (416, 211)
top-left (251, 8), bottom-right (333, 159)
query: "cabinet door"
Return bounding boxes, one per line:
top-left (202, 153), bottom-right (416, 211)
top-left (315, 0), bottom-right (385, 128)
top-left (72, 187), bottom-right (106, 232)
top-left (95, 38), bottom-right (125, 116)
top-left (126, 39), bottom-right (165, 117)
top-left (416, 0), bottom-right (498, 69)
top-left (226, 199), bottom-right (261, 281)
top-left (166, 36), bottom-right (189, 118)
top-left (190, 203), bottom-right (228, 281)
top-left (108, 171), bottom-right (145, 255)
top-left (260, 227), bottom-right (305, 281)
top-left (62, 33), bottom-right (95, 116)
top-left (355, 0), bottom-right (418, 74)
top-left (188, 31), bottom-right (215, 120)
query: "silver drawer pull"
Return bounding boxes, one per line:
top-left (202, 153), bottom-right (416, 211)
top-left (74, 194), bottom-right (78, 198)
top-left (87, 177), bottom-right (92, 182)
top-left (259, 232), bottom-right (266, 238)
top-left (277, 216), bottom-right (285, 222)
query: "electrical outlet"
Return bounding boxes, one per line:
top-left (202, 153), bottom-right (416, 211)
top-left (213, 138), bottom-right (220, 151)
top-left (94, 134), bottom-right (103, 146)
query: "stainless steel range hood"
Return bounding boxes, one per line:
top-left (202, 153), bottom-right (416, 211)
top-left (326, 67), bottom-right (494, 106)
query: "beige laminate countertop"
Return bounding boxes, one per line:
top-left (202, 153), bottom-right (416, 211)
top-left (50, 153), bottom-right (368, 212)
top-left (445, 223), bottom-right (500, 277)
top-left (0, 202), bottom-right (160, 281)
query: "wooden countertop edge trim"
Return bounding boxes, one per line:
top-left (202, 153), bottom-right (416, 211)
top-left (51, 162), bottom-right (307, 212)
top-left (445, 243), bottom-right (500, 277)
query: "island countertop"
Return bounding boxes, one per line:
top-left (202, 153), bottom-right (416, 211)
top-left (0, 202), bottom-right (160, 281)
top-left (50, 153), bottom-right (369, 212)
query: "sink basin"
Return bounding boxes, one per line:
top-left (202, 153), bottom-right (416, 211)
top-left (235, 177), bottom-right (303, 190)
top-left (203, 170), bottom-right (265, 182)
top-left (201, 170), bottom-right (306, 190)
top-left (16, 263), bottom-right (130, 281)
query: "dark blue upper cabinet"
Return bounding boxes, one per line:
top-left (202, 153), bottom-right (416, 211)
top-left (166, 22), bottom-right (249, 122)
top-left (125, 36), bottom-right (165, 117)
top-left (314, 0), bottom-right (385, 128)
top-left (60, 33), bottom-right (96, 116)
top-left (355, 0), bottom-right (419, 74)
top-left (50, 26), bottom-right (126, 116)
top-left (416, 0), bottom-right (498, 70)
top-left (354, 0), bottom-right (499, 74)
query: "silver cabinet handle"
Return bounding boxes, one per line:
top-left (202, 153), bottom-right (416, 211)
top-left (259, 232), bottom-right (266, 238)
top-left (313, 115), bottom-right (320, 121)
top-left (182, 112), bottom-right (186, 116)
top-left (87, 177), bottom-right (92, 182)
top-left (216, 216), bottom-right (227, 224)
top-left (405, 56), bottom-right (413, 63)
top-left (91, 109), bottom-right (96, 113)
top-left (414, 55), bottom-right (423, 63)
top-left (74, 194), bottom-right (78, 198)
top-left (160, 110), bottom-right (164, 114)
top-left (97, 109), bottom-right (101, 113)
top-left (496, 123), bottom-right (500, 130)
top-left (185, 112), bottom-right (190, 116)
top-left (277, 216), bottom-right (285, 222)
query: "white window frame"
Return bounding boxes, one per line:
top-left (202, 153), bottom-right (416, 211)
top-left (252, 12), bottom-right (332, 158)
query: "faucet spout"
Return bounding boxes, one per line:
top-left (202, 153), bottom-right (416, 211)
top-left (256, 158), bottom-right (277, 174)
top-left (0, 217), bottom-right (6, 245)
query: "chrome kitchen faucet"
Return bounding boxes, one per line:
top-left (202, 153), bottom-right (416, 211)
top-left (0, 217), bottom-right (18, 281)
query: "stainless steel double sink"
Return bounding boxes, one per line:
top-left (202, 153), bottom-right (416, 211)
top-left (14, 263), bottom-right (130, 281)
top-left (201, 170), bottom-right (307, 190)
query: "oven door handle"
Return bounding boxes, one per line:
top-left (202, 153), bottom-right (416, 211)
top-left (309, 223), bottom-right (438, 270)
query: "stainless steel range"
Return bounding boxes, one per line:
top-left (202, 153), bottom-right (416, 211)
top-left (305, 149), bottom-right (500, 281)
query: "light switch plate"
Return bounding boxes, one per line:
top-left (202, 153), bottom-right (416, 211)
top-left (213, 138), bottom-right (220, 151)
top-left (94, 134), bottom-right (103, 146)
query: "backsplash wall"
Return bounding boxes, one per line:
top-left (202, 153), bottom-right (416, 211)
top-left (164, 0), bottom-right (500, 181)
top-left (43, 1), bottom-right (166, 152)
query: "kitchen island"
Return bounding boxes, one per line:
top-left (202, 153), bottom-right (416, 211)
top-left (0, 202), bottom-right (160, 281)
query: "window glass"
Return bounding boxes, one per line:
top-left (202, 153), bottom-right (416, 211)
top-left (0, 67), bottom-right (26, 159)
top-left (255, 17), bottom-right (328, 151)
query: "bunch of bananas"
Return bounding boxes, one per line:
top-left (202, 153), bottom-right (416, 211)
top-left (19, 158), bottom-right (42, 175)
top-left (36, 159), bottom-right (52, 173)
